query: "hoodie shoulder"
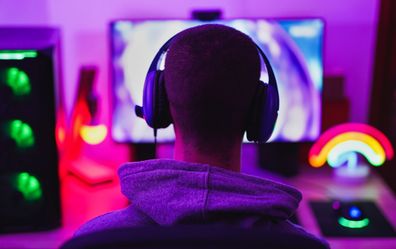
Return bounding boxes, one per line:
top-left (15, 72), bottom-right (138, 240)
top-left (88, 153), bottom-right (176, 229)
top-left (74, 206), bottom-right (154, 237)
top-left (117, 159), bottom-right (302, 224)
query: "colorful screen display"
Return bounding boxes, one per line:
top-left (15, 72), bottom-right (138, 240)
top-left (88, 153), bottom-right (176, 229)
top-left (110, 19), bottom-right (324, 143)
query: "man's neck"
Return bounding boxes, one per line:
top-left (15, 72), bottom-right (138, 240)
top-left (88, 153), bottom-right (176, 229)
top-left (173, 138), bottom-right (241, 172)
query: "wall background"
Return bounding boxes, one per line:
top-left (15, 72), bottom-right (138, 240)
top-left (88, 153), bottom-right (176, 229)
top-left (0, 0), bottom-right (379, 162)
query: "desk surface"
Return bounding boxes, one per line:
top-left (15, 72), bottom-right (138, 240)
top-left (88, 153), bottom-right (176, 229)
top-left (1, 160), bottom-right (396, 249)
top-left (295, 168), bottom-right (396, 249)
top-left (244, 163), bottom-right (396, 249)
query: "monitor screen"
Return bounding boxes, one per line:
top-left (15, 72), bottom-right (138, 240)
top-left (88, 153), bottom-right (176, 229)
top-left (110, 19), bottom-right (323, 143)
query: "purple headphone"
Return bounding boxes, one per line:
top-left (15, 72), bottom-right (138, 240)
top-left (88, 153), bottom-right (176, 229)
top-left (135, 33), bottom-right (279, 143)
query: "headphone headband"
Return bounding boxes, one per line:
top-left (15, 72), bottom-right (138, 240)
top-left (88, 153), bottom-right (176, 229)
top-left (136, 28), bottom-right (280, 143)
top-left (148, 35), bottom-right (278, 95)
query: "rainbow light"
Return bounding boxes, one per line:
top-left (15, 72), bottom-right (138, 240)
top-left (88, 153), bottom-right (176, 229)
top-left (309, 123), bottom-right (394, 168)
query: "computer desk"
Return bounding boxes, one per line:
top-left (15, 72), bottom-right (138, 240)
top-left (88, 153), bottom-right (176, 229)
top-left (1, 156), bottom-right (395, 249)
top-left (244, 162), bottom-right (396, 249)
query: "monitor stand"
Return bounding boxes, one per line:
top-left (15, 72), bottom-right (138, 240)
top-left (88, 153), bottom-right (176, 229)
top-left (258, 143), bottom-right (300, 177)
top-left (129, 143), bottom-right (156, 161)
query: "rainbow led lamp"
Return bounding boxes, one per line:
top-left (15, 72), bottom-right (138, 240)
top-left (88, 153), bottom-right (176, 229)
top-left (309, 123), bottom-right (394, 181)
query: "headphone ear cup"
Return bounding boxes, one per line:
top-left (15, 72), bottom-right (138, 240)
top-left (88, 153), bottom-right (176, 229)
top-left (142, 70), bottom-right (156, 128)
top-left (142, 70), bottom-right (172, 129)
top-left (261, 82), bottom-right (278, 141)
top-left (155, 71), bottom-right (172, 128)
top-left (246, 82), bottom-right (266, 142)
top-left (246, 80), bottom-right (278, 143)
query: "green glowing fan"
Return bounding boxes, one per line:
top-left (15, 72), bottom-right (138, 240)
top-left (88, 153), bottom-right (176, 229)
top-left (15, 172), bottom-right (42, 201)
top-left (3, 67), bottom-right (32, 96)
top-left (7, 120), bottom-right (35, 148)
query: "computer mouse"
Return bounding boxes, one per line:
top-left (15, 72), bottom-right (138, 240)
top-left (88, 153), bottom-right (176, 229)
top-left (332, 201), bottom-right (370, 229)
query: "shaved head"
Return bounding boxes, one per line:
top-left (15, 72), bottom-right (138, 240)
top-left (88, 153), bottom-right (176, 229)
top-left (164, 24), bottom-right (260, 153)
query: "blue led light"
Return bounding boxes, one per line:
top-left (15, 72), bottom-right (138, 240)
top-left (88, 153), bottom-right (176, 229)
top-left (349, 206), bottom-right (362, 219)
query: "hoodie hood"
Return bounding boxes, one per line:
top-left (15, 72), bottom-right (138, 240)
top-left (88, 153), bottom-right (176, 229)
top-left (118, 159), bottom-right (302, 225)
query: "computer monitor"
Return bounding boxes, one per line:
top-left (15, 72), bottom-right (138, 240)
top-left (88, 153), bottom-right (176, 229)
top-left (110, 19), bottom-right (324, 143)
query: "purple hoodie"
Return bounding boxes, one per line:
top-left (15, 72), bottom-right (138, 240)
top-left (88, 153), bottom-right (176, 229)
top-left (75, 159), bottom-right (328, 247)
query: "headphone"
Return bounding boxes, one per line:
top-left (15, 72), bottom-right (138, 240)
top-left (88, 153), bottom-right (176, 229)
top-left (135, 32), bottom-right (279, 143)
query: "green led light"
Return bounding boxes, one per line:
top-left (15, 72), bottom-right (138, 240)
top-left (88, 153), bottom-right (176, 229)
top-left (338, 217), bottom-right (370, 229)
top-left (8, 120), bottom-right (35, 148)
top-left (3, 67), bottom-right (31, 96)
top-left (0, 50), bottom-right (37, 60)
top-left (16, 172), bottom-right (42, 201)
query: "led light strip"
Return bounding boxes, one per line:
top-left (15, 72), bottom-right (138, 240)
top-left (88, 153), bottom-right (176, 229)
top-left (0, 50), bottom-right (38, 60)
